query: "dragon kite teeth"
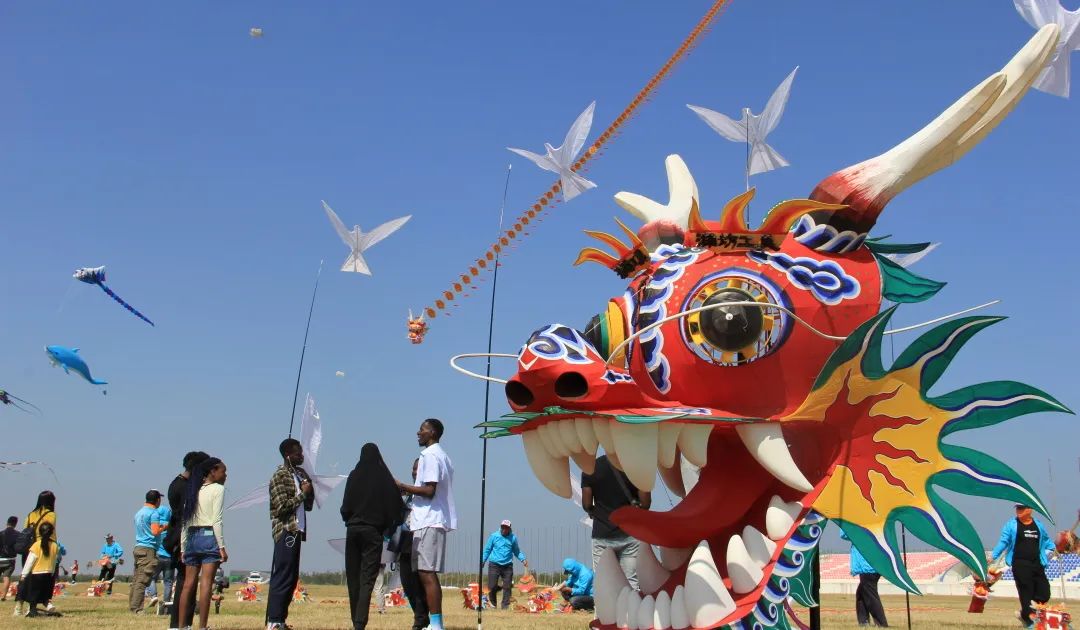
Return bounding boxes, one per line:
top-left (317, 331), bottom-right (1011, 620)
top-left (454, 23), bottom-right (1073, 630)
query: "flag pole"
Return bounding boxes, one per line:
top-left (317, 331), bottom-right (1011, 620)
top-left (745, 118), bottom-right (751, 194)
top-left (288, 260), bottom-right (324, 438)
top-left (745, 118), bottom-right (752, 226)
top-left (478, 165), bottom-right (513, 630)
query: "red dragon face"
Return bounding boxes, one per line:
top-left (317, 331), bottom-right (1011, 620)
top-left (472, 26), bottom-right (1072, 630)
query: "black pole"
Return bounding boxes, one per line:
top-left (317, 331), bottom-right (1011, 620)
top-left (889, 334), bottom-right (912, 629)
top-left (288, 260), bottom-right (324, 437)
top-left (810, 550), bottom-right (821, 630)
top-left (477, 165), bottom-right (512, 630)
top-left (902, 524), bottom-right (912, 630)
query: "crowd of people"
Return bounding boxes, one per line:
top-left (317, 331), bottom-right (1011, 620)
top-left (0, 415), bottom-right (1064, 630)
top-left (0, 415), bottom-right (641, 629)
top-left (0, 417), bottom-right (460, 630)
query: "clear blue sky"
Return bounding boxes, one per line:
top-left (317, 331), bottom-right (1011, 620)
top-left (0, 1), bottom-right (1076, 573)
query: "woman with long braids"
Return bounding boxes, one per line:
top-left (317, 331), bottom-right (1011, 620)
top-left (177, 458), bottom-right (227, 630)
top-left (20, 521), bottom-right (59, 617)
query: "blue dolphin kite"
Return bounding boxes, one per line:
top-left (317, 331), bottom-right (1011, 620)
top-left (45, 346), bottom-right (107, 391)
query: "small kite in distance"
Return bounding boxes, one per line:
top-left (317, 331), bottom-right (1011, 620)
top-left (322, 201), bottom-right (411, 275)
top-left (407, 310), bottom-right (428, 344)
top-left (335, 371), bottom-right (345, 378)
top-left (508, 101), bottom-right (598, 201)
top-left (73, 266), bottom-right (154, 326)
top-left (0, 389), bottom-right (42, 416)
top-left (0, 460), bottom-right (58, 482)
top-left (250, 27), bottom-right (264, 38)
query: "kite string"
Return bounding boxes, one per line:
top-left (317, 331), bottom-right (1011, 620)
top-left (55, 282), bottom-right (77, 316)
top-left (420, 0), bottom-right (734, 322)
top-left (477, 163), bottom-right (512, 630)
top-left (288, 261), bottom-right (324, 438)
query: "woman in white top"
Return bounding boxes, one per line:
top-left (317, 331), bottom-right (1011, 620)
top-left (177, 457), bottom-right (228, 630)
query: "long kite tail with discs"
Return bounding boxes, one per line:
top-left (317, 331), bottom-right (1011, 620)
top-left (73, 266), bottom-right (155, 326)
top-left (409, 0), bottom-right (734, 340)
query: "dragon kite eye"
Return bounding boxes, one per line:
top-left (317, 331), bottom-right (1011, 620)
top-left (683, 273), bottom-right (790, 366)
top-left (699, 289), bottom-right (763, 351)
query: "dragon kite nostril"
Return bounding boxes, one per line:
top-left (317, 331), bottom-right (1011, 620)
top-left (554, 372), bottom-right (589, 400)
top-left (505, 379), bottom-right (534, 408)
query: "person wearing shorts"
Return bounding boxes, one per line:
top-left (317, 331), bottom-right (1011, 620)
top-left (397, 419), bottom-right (456, 630)
top-left (177, 457), bottom-right (228, 630)
top-left (0, 516), bottom-right (17, 601)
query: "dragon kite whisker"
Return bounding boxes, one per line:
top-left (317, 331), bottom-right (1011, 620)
top-left (449, 353), bottom-right (518, 385)
top-left (604, 299), bottom-right (1002, 368)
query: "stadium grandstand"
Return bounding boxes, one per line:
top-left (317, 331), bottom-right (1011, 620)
top-left (818, 552), bottom-right (1080, 599)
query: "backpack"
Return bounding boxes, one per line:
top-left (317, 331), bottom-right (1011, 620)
top-left (14, 509), bottom-right (50, 555)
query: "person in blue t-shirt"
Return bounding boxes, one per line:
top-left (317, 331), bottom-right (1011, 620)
top-left (145, 503), bottom-right (174, 613)
top-left (559, 558), bottom-right (594, 611)
top-left (840, 531), bottom-right (888, 627)
top-left (481, 520), bottom-right (528, 609)
top-left (98, 534), bottom-right (124, 595)
top-left (130, 490), bottom-right (165, 613)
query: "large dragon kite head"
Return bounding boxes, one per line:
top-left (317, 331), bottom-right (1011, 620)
top-left (472, 25), bottom-right (1073, 630)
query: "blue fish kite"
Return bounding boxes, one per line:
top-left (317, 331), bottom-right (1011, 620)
top-left (73, 266), bottom-right (154, 326)
top-left (45, 345), bottom-right (107, 392)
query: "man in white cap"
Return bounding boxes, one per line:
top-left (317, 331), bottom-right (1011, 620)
top-left (98, 534), bottom-right (124, 595)
top-left (481, 519), bottom-right (528, 609)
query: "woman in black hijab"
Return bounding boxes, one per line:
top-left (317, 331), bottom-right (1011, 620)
top-left (340, 443), bottom-right (404, 630)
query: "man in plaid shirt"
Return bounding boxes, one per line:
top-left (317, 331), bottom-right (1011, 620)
top-left (265, 438), bottom-right (314, 630)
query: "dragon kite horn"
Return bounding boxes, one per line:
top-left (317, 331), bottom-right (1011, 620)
top-left (811, 25), bottom-right (1059, 232)
top-left (613, 154), bottom-right (699, 251)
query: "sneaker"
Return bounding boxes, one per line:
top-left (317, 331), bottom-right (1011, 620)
top-left (149, 596), bottom-right (159, 607)
top-left (267, 623), bottom-right (283, 630)
top-left (46, 603), bottom-right (56, 612)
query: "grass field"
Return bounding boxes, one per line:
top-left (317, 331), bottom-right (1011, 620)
top-left (4, 583), bottom-right (1038, 629)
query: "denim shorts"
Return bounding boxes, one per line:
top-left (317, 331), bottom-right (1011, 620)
top-left (183, 527), bottom-right (222, 565)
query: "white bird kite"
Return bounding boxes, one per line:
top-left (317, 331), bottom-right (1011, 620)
top-left (508, 101), bottom-right (597, 201)
top-left (322, 200), bottom-right (411, 275)
top-left (1014, 0), bottom-right (1080, 97)
top-left (688, 67), bottom-right (799, 179)
top-left (226, 394), bottom-right (345, 511)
